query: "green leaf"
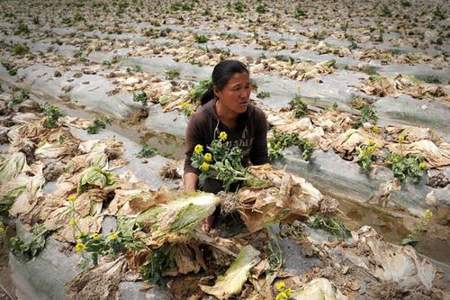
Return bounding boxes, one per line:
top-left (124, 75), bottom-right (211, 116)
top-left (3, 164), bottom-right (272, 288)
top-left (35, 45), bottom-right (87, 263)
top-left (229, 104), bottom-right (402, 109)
top-left (86, 117), bottom-right (111, 134)
top-left (43, 105), bottom-right (64, 129)
top-left (194, 34), bottom-right (209, 43)
top-left (189, 79), bottom-right (212, 103)
top-left (356, 142), bottom-right (378, 171)
top-left (140, 244), bottom-right (176, 286)
top-left (9, 224), bottom-right (49, 262)
top-left (289, 96), bottom-right (308, 118)
top-left (309, 215), bottom-right (350, 239)
top-left (133, 91), bottom-right (148, 105)
top-left (268, 130), bottom-right (314, 161)
top-left (136, 144), bottom-right (159, 158)
top-left (385, 152), bottom-right (425, 182)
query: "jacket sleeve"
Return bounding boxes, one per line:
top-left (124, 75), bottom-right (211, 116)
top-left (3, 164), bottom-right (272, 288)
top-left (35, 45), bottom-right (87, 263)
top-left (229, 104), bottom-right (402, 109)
top-left (184, 113), bottom-right (204, 175)
top-left (250, 108), bottom-right (269, 165)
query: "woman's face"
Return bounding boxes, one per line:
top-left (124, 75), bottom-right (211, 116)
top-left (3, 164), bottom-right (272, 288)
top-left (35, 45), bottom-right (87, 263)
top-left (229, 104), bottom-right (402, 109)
top-left (215, 72), bottom-right (251, 114)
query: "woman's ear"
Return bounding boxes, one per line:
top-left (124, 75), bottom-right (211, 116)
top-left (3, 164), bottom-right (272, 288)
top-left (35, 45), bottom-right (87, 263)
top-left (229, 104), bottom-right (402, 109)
top-left (213, 87), bottom-right (221, 100)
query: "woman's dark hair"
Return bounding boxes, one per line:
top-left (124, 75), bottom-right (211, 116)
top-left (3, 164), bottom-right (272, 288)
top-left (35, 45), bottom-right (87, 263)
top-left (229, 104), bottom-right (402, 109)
top-left (200, 60), bottom-right (249, 105)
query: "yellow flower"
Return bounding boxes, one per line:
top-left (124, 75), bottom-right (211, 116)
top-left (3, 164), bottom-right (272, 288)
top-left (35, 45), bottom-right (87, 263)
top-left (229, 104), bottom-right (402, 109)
top-left (194, 144), bottom-right (203, 154)
top-left (275, 281), bottom-right (286, 291)
top-left (371, 126), bottom-right (381, 134)
top-left (275, 292), bottom-right (289, 300)
top-left (200, 162), bottom-right (210, 172)
top-left (91, 233), bottom-right (100, 240)
top-left (398, 133), bottom-right (407, 143)
top-left (0, 222), bottom-right (5, 234)
top-left (419, 161), bottom-right (427, 170)
top-left (69, 218), bottom-right (77, 226)
top-left (285, 289), bottom-right (292, 297)
top-left (67, 194), bottom-right (77, 202)
top-left (108, 232), bottom-right (119, 241)
top-left (204, 153), bottom-right (212, 162)
top-left (275, 288), bottom-right (292, 300)
top-left (424, 209), bottom-right (433, 220)
top-left (219, 131), bottom-right (227, 141)
top-left (75, 242), bottom-right (86, 253)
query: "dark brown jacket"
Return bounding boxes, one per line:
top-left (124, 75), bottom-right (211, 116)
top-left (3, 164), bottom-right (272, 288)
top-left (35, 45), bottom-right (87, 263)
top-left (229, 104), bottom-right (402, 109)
top-left (184, 99), bottom-right (269, 193)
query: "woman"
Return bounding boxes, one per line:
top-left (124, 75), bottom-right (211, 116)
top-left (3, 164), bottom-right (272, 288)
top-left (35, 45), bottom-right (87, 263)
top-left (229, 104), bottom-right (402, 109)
top-left (183, 59), bottom-right (269, 194)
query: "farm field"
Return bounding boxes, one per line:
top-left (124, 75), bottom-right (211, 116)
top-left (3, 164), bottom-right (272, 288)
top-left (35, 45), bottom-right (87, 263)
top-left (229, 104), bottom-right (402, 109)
top-left (0, 1), bottom-right (449, 299)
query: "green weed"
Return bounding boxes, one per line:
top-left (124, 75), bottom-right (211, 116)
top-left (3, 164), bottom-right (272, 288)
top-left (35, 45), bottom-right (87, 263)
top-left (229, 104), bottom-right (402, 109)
top-left (256, 91), bottom-right (270, 99)
top-left (15, 23), bottom-right (30, 35)
top-left (400, 0), bottom-right (411, 7)
top-left (43, 105), bottom-right (64, 128)
top-left (233, 1), bottom-right (246, 13)
top-left (9, 89), bottom-right (30, 106)
top-left (353, 103), bottom-right (378, 128)
top-left (380, 5), bottom-right (392, 17)
top-left (433, 6), bottom-right (446, 20)
top-left (86, 117), bottom-right (111, 134)
top-left (289, 96), bottom-right (308, 118)
top-left (11, 43), bottom-right (30, 56)
top-left (140, 244), bottom-right (176, 286)
top-left (309, 215), bottom-right (350, 239)
top-left (165, 69), bottom-right (180, 80)
top-left (126, 65), bottom-right (143, 73)
top-left (9, 224), bottom-right (49, 262)
top-left (268, 130), bottom-right (314, 161)
top-left (133, 90), bottom-right (148, 105)
top-left (180, 101), bottom-right (195, 117)
top-left (385, 152), bottom-right (427, 182)
top-left (170, 2), bottom-right (193, 11)
top-left (1, 61), bottom-right (18, 76)
top-left (194, 34), bottom-right (208, 43)
top-left (356, 142), bottom-right (378, 171)
top-left (256, 3), bottom-right (267, 13)
top-left (189, 79), bottom-right (212, 103)
top-left (136, 144), bottom-right (159, 158)
top-left (294, 6), bottom-right (306, 18)
top-left (77, 217), bottom-right (144, 267)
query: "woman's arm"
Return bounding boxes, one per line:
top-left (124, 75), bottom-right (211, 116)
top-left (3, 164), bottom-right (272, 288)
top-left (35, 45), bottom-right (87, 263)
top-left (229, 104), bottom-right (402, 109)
top-left (183, 172), bottom-right (198, 192)
top-left (250, 108), bottom-right (269, 165)
top-left (183, 111), bottom-right (206, 191)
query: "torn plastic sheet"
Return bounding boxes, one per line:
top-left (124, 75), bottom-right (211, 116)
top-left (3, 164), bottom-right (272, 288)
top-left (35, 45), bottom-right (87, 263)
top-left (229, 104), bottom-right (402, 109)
top-left (326, 226), bottom-right (435, 291)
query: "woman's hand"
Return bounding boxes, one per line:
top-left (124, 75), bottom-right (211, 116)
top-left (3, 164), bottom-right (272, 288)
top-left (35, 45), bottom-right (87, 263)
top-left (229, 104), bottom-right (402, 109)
top-left (184, 172), bottom-right (214, 231)
top-left (183, 172), bottom-right (198, 192)
top-left (202, 215), bottom-right (215, 232)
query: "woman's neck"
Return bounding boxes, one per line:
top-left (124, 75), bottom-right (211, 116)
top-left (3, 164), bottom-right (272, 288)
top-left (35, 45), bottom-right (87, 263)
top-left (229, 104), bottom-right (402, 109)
top-left (215, 100), bottom-right (238, 128)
